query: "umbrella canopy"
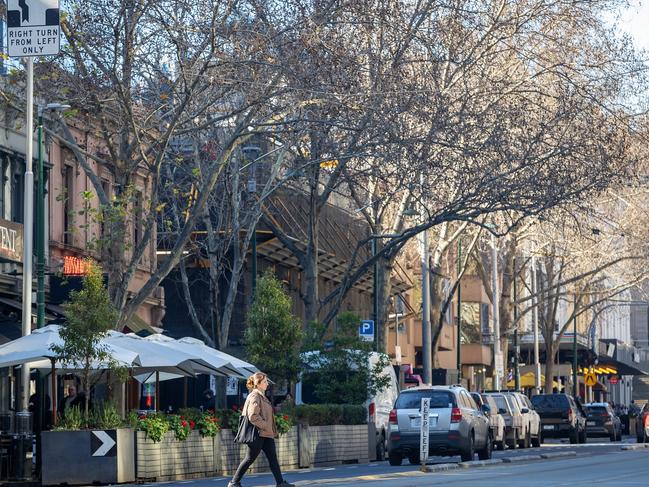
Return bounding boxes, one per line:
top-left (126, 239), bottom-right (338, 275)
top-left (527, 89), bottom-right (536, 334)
top-left (178, 336), bottom-right (258, 376)
top-left (104, 331), bottom-right (228, 377)
top-left (145, 335), bottom-right (249, 379)
top-left (0, 324), bottom-right (140, 368)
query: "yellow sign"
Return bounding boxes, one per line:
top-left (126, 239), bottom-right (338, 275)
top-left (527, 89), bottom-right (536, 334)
top-left (584, 371), bottom-right (597, 387)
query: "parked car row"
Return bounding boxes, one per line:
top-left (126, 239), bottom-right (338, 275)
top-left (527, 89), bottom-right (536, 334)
top-left (387, 386), bottom-right (627, 466)
top-left (635, 402), bottom-right (649, 443)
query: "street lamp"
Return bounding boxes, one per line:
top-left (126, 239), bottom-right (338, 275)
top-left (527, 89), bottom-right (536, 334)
top-left (37, 103), bottom-right (70, 329)
top-left (485, 224), bottom-right (502, 390)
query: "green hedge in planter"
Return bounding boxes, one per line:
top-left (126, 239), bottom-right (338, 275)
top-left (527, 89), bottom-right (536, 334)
top-left (282, 404), bottom-right (366, 425)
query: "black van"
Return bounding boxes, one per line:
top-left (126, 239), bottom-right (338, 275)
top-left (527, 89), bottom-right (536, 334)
top-left (530, 393), bottom-right (587, 444)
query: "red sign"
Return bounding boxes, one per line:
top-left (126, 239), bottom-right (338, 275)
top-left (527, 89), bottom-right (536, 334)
top-left (609, 376), bottom-right (619, 385)
top-left (63, 256), bottom-right (91, 276)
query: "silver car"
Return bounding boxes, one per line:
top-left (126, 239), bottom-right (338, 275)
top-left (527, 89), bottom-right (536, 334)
top-left (505, 392), bottom-right (541, 448)
top-left (387, 385), bottom-right (491, 465)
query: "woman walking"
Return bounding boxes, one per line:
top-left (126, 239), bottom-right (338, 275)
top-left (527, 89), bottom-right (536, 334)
top-left (228, 372), bottom-right (294, 487)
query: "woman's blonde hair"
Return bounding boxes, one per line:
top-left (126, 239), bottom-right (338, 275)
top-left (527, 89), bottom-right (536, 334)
top-left (246, 372), bottom-right (267, 391)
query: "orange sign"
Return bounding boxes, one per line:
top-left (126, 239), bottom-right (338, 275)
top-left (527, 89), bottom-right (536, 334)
top-left (63, 256), bottom-right (91, 276)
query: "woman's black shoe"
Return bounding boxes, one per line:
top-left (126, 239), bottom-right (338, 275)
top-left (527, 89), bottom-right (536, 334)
top-left (276, 482), bottom-right (295, 487)
top-left (227, 482), bottom-right (242, 487)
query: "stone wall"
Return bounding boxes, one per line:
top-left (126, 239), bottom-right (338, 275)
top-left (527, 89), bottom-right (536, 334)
top-left (135, 425), bottom-right (368, 481)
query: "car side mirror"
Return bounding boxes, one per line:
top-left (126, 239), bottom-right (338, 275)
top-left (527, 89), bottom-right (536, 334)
top-left (481, 404), bottom-right (491, 415)
top-left (499, 408), bottom-right (507, 415)
top-left (521, 408), bottom-right (529, 414)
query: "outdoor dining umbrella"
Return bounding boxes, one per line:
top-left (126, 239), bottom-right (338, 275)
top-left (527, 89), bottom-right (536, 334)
top-left (177, 336), bottom-right (259, 376)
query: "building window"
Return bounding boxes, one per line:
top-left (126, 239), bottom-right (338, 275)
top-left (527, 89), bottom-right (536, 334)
top-left (63, 164), bottom-right (73, 245)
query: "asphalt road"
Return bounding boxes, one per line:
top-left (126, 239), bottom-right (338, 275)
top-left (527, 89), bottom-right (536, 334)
top-left (135, 437), bottom-right (649, 487)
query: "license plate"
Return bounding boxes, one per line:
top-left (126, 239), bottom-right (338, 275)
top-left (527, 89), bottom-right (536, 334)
top-left (587, 421), bottom-right (595, 426)
top-left (411, 416), bottom-right (438, 428)
top-left (543, 425), bottom-right (554, 430)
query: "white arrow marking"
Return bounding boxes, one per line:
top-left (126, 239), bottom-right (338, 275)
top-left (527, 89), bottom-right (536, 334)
top-left (92, 431), bottom-right (116, 456)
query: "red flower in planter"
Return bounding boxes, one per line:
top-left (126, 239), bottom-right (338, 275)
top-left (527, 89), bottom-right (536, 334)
top-left (283, 415), bottom-right (289, 421)
top-left (189, 420), bottom-right (196, 429)
top-left (181, 421), bottom-right (188, 427)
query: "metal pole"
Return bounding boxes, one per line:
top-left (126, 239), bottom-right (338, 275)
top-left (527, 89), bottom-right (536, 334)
top-left (372, 238), bottom-right (379, 352)
top-left (532, 256), bottom-right (541, 394)
top-left (37, 109), bottom-right (45, 329)
top-left (513, 257), bottom-right (520, 391)
top-left (21, 58), bottom-right (35, 411)
top-left (456, 240), bottom-right (462, 381)
top-left (251, 227), bottom-right (257, 296)
top-left (492, 233), bottom-right (501, 390)
top-left (573, 294), bottom-right (578, 398)
top-left (420, 228), bottom-right (432, 385)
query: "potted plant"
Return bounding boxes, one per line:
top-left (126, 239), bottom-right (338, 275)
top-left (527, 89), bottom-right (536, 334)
top-left (41, 261), bottom-right (135, 485)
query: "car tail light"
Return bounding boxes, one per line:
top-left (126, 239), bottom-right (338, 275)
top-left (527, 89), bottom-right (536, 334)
top-left (644, 414), bottom-right (649, 428)
top-left (451, 407), bottom-right (462, 423)
top-left (567, 409), bottom-right (573, 422)
top-left (368, 403), bottom-right (375, 421)
top-left (389, 409), bottom-right (398, 424)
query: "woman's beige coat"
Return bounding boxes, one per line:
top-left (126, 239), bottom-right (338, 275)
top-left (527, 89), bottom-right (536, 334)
top-left (244, 389), bottom-right (278, 438)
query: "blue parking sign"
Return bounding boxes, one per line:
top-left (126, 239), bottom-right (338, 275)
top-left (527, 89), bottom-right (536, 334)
top-left (359, 320), bottom-right (374, 342)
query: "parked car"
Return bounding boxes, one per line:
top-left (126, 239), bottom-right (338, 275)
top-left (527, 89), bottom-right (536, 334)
top-left (387, 385), bottom-right (491, 465)
top-left (296, 351), bottom-right (399, 460)
top-left (505, 391), bottom-right (541, 448)
top-left (635, 402), bottom-right (649, 443)
top-left (584, 402), bottom-right (621, 441)
top-left (530, 393), bottom-right (587, 444)
top-left (471, 392), bottom-right (505, 450)
top-left (485, 393), bottom-right (523, 449)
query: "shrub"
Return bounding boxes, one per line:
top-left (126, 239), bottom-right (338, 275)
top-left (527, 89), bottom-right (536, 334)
top-left (91, 402), bottom-right (122, 429)
top-left (137, 413), bottom-right (169, 442)
top-left (177, 408), bottom-right (202, 423)
top-left (55, 405), bottom-right (84, 431)
top-left (196, 411), bottom-right (221, 437)
top-left (275, 414), bottom-right (293, 434)
top-left (284, 404), bottom-right (366, 426)
top-left (168, 414), bottom-right (194, 441)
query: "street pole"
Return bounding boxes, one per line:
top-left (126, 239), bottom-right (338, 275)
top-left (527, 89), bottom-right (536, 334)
top-left (532, 256), bottom-right (541, 394)
top-left (250, 227), bottom-right (257, 296)
top-left (573, 294), bottom-right (578, 398)
top-left (420, 228), bottom-right (432, 385)
top-left (492, 233), bottom-right (501, 390)
top-left (37, 108), bottom-right (45, 329)
top-left (456, 239), bottom-right (462, 382)
top-left (20, 58), bottom-right (34, 412)
top-left (513, 257), bottom-right (520, 391)
top-left (372, 238), bottom-right (379, 352)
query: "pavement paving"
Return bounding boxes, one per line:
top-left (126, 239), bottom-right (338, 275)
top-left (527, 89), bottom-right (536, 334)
top-left (129, 436), bottom-right (648, 487)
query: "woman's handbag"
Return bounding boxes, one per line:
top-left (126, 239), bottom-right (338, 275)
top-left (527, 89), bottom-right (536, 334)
top-left (233, 414), bottom-right (259, 444)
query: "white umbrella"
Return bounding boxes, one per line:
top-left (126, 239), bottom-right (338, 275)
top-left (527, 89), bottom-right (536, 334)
top-left (103, 331), bottom-right (227, 377)
top-left (0, 324), bottom-right (140, 368)
top-left (145, 334), bottom-right (248, 379)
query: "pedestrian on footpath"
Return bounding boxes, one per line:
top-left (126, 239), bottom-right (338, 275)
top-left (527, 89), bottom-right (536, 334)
top-left (228, 372), bottom-right (294, 487)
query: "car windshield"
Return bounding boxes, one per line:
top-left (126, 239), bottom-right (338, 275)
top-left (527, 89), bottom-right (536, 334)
top-left (395, 390), bottom-right (456, 409)
top-left (505, 395), bottom-right (520, 413)
top-left (492, 395), bottom-right (509, 413)
top-left (531, 394), bottom-right (569, 409)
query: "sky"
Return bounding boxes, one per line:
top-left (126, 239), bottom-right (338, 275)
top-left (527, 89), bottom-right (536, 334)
top-left (619, 1), bottom-right (649, 50)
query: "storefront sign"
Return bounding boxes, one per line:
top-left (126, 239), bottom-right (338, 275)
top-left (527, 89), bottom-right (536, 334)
top-left (0, 219), bottom-right (23, 263)
top-left (63, 255), bottom-right (91, 276)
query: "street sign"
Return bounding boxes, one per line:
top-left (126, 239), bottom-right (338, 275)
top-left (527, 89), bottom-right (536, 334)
top-left (359, 320), bottom-right (374, 342)
top-left (584, 371), bottom-right (597, 387)
top-left (91, 430), bottom-right (117, 457)
top-left (495, 352), bottom-right (505, 378)
top-left (7, 0), bottom-right (60, 57)
top-left (419, 397), bottom-right (430, 467)
top-left (609, 376), bottom-right (619, 385)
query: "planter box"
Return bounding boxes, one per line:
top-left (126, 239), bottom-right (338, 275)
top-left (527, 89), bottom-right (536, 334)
top-left (42, 428), bottom-right (135, 485)
top-left (215, 428), bottom-right (299, 475)
top-left (304, 424), bottom-right (369, 466)
top-left (136, 430), bottom-right (215, 481)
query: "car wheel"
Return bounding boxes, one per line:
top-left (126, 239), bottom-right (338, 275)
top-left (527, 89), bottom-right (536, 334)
top-left (643, 431), bottom-right (649, 444)
top-left (531, 434), bottom-right (541, 448)
top-left (478, 435), bottom-right (493, 460)
top-left (579, 429), bottom-right (587, 444)
top-left (461, 433), bottom-right (475, 462)
top-left (507, 431), bottom-right (518, 450)
top-left (376, 432), bottom-right (386, 461)
top-left (408, 454), bottom-right (420, 465)
top-left (496, 441), bottom-right (505, 451)
top-left (610, 433), bottom-right (616, 442)
top-left (570, 429), bottom-right (578, 444)
top-left (388, 452), bottom-right (403, 466)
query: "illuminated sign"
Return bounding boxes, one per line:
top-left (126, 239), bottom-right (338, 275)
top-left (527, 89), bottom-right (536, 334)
top-left (0, 219), bottom-right (23, 263)
top-left (63, 255), bottom-right (91, 276)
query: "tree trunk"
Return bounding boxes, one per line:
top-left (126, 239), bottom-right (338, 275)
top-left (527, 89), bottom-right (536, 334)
top-left (544, 342), bottom-right (556, 393)
top-left (376, 253), bottom-right (394, 353)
